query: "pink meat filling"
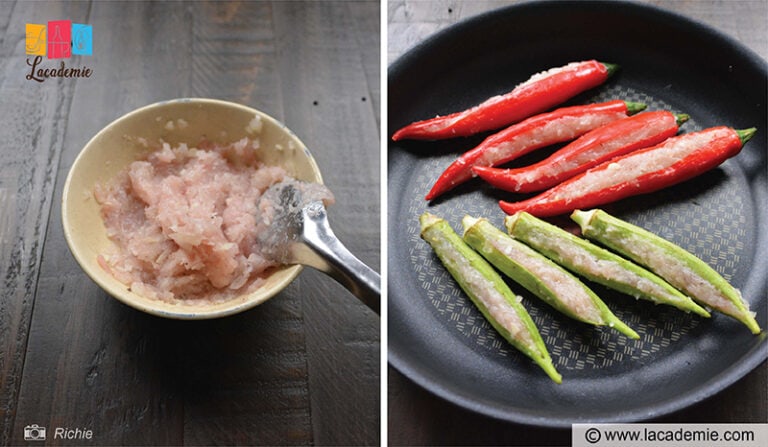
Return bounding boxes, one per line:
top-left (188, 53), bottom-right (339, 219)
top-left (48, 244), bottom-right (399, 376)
top-left (94, 138), bottom-right (300, 303)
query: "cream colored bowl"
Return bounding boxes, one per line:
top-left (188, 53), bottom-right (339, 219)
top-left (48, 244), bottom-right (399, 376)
top-left (62, 98), bottom-right (323, 319)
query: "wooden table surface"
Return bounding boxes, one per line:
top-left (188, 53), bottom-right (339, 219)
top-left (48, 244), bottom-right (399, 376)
top-left (2, 0), bottom-right (767, 446)
top-left (387, 1), bottom-right (767, 446)
top-left (1, 1), bottom-right (380, 446)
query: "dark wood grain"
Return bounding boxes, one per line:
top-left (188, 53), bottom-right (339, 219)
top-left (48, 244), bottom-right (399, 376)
top-left (10, 3), bottom-right (192, 444)
top-left (0, 1), bottom-right (90, 444)
top-left (387, 1), bottom-right (767, 445)
top-left (388, 365), bottom-right (570, 446)
top-left (388, 362), bottom-right (767, 446)
top-left (271, 2), bottom-right (380, 444)
top-left (1, 1), bottom-right (379, 446)
top-left (388, 0), bottom-right (768, 63)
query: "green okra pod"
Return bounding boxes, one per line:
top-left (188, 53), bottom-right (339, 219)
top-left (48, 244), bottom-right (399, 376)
top-left (461, 215), bottom-right (639, 339)
top-left (505, 212), bottom-right (710, 317)
top-left (419, 212), bottom-right (562, 383)
top-left (572, 209), bottom-right (760, 334)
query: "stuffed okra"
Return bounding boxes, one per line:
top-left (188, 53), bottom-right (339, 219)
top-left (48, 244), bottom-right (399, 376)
top-left (505, 212), bottom-right (710, 317)
top-left (461, 215), bottom-right (639, 339)
top-left (419, 213), bottom-right (562, 383)
top-left (572, 209), bottom-right (760, 334)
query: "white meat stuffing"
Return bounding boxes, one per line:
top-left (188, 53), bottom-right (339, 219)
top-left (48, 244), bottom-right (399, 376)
top-left (94, 138), bottom-right (328, 303)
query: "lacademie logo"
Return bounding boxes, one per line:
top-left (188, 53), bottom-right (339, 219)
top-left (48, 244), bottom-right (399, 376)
top-left (25, 20), bottom-right (94, 82)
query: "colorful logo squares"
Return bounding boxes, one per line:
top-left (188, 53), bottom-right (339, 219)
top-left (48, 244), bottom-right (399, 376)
top-left (25, 23), bottom-right (46, 56)
top-left (25, 21), bottom-right (93, 58)
top-left (47, 20), bottom-right (71, 59)
top-left (72, 24), bottom-right (93, 56)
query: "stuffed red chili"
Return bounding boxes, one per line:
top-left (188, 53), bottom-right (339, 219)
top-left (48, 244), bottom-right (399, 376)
top-left (425, 100), bottom-right (645, 200)
top-left (499, 126), bottom-right (756, 217)
top-left (392, 60), bottom-right (617, 141)
top-left (474, 110), bottom-right (688, 193)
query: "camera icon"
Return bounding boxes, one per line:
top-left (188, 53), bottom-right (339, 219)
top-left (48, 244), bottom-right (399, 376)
top-left (23, 424), bottom-right (46, 441)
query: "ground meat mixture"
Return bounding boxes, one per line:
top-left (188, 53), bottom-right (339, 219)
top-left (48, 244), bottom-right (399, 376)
top-left (94, 138), bottom-right (297, 303)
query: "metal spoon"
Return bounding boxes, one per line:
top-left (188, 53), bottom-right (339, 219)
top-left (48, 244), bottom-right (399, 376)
top-left (257, 181), bottom-right (380, 314)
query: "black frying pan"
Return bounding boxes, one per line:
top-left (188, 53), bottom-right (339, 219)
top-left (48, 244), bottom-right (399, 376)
top-left (388, 0), bottom-right (767, 427)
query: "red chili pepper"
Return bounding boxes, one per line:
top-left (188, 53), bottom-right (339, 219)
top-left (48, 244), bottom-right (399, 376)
top-left (498, 126), bottom-right (755, 217)
top-left (425, 100), bottom-right (645, 200)
top-left (474, 111), bottom-right (688, 194)
top-left (392, 60), bottom-right (617, 141)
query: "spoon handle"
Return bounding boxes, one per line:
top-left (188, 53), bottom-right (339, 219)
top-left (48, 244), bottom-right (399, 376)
top-left (294, 202), bottom-right (381, 314)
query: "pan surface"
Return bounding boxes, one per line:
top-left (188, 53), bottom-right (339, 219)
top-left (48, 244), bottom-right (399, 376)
top-left (388, 0), bottom-right (767, 427)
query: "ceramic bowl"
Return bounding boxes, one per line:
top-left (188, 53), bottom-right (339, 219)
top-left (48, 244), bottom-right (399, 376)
top-left (62, 98), bottom-right (322, 319)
